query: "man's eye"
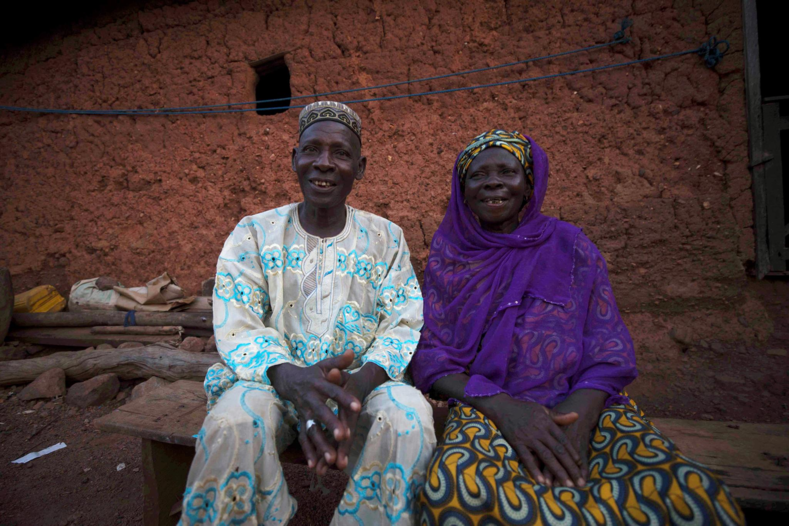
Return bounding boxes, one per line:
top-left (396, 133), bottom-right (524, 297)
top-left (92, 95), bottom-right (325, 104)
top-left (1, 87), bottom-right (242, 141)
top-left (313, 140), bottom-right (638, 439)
top-left (302, 146), bottom-right (318, 154)
top-left (335, 150), bottom-right (350, 158)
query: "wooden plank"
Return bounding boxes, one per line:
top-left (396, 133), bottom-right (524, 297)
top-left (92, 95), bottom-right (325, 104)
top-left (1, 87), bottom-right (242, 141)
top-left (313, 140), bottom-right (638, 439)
top-left (91, 326), bottom-right (184, 336)
top-left (95, 383), bottom-right (208, 446)
top-left (7, 327), bottom-right (182, 347)
top-left (742, 0), bottom-right (771, 278)
top-left (0, 268), bottom-right (11, 343)
top-left (100, 383), bottom-right (789, 510)
top-left (12, 311), bottom-right (213, 329)
top-left (653, 418), bottom-right (789, 511)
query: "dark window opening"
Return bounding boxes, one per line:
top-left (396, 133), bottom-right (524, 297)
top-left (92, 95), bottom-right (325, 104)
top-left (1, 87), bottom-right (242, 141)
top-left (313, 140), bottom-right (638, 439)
top-left (745, 1), bottom-right (789, 276)
top-left (251, 53), bottom-right (291, 116)
top-left (781, 129), bottom-right (789, 250)
top-left (756, 1), bottom-right (789, 100)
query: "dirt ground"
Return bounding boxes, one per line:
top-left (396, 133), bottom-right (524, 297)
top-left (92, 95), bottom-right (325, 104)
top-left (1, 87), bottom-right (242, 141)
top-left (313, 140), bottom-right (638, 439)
top-left (0, 379), bottom-right (349, 526)
top-left (1, 337), bottom-right (787, 526)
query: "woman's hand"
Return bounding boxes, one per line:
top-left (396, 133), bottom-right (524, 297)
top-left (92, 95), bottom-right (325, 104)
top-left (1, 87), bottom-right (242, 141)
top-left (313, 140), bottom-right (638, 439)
top-left (545, 389), bottom-right (609, 487)
top-left (482, 394), bottom-right (585, 487)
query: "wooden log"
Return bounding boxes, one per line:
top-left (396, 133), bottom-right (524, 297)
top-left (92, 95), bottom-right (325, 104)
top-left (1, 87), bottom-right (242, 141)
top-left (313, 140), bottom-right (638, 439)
top-left (90, 326), bottom-right (183, 336)
top-left (183, 328), bottom-right (213, 339)
top-left (7, 327), bottom-right (182, 348)
top-left (0, 268), bottom-right (12, 343)
top-left (12, 311), bottom-right (212, 329)
top-left (0, 345), bottom-right (221, 386)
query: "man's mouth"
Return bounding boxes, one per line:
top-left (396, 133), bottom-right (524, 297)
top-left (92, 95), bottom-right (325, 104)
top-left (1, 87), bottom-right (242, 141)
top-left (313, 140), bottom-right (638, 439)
top-left (310, 179), bottom-right (337, 188)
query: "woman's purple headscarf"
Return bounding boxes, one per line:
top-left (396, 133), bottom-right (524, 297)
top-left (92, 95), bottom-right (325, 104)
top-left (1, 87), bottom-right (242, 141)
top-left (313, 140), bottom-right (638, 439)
top-left (412, 131), bottom-right (583, 396)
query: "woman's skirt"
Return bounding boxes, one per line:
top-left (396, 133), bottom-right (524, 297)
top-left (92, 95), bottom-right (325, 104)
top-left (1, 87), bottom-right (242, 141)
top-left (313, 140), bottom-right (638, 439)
top-left (417, 398), bottom-right (744, 525)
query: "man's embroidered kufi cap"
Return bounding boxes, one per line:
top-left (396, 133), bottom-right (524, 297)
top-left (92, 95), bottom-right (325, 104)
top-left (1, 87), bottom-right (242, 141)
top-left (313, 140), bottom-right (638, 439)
top-left (298, 101), bottom-right (362, 141)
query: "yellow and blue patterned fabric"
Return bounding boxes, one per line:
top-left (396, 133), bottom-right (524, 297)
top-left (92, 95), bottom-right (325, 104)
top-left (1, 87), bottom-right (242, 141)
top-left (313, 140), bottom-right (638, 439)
top-left (298, 100), bottom-right (362, 140)
top-left (457, 129), bottom-right (535, 201)
top-left (418, 398), bottom-right (745, 525)
top-left (206, 203), bottom-right (423, 409)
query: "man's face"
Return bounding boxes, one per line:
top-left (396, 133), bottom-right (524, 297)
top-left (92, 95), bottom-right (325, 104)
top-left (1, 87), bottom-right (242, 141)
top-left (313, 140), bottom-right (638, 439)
top-left (292, 121), bottom-right (366, 210)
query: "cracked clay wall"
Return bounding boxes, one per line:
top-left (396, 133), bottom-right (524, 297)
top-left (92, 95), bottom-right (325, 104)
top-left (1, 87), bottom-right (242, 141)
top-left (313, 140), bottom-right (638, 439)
top-left (1, 0), bottom-right (787, 406)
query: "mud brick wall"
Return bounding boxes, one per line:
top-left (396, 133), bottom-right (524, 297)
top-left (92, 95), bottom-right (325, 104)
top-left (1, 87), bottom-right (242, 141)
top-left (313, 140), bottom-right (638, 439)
top-left (1, 0), bottom-right (787, 407)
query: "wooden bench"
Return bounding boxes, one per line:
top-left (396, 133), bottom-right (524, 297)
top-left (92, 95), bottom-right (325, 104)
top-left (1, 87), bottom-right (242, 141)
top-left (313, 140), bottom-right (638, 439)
top-left (95, 380), bottom-right (789, 525)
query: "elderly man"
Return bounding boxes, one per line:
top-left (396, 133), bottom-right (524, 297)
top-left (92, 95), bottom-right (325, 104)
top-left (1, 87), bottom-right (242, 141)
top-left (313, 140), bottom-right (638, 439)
top-left (179, 101), bottom-right (435, 526)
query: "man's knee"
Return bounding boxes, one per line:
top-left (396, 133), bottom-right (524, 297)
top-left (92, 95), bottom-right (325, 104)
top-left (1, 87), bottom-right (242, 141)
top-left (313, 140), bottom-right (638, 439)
top-left (372, 384), bottom-right (435, 442)
top-left (206, 383), bottom-right (281, 432)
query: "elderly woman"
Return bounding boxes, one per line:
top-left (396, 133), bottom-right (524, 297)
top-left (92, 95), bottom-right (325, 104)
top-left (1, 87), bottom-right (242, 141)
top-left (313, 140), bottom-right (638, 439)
top-left (411, 130), bottom-right (744, 525)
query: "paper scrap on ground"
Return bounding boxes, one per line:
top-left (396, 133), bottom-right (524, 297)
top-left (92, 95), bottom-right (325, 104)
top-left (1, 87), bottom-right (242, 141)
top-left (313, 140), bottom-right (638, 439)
top-left (116, 463), bottom-right (126, 471)
top-left (11, 442), bottom-right (67, 464)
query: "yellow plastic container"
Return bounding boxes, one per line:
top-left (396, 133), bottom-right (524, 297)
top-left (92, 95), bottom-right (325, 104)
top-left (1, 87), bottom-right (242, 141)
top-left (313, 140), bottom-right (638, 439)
top-left (13, 285), bottom-right (67, 313)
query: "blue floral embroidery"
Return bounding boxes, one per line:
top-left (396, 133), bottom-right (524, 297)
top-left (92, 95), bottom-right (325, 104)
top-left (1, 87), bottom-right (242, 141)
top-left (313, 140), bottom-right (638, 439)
top-left (335, 250), bottom-right (389, 290)
top-left (380, 337), bottom-right (403, 351)
top-left (204, 363), bottom-right (238, 410)
top-left (372, 262), bottom-right (388, 289)
top-left (355, 470), bottom-right (382, 501)
top-left (182, 482), bottom-right (219, 524)
top-left (376, 286), bottom-right (397, 316)
top-left (355, 259), bottom-right (373, 282)
top-left (404, 276), bottom-right (422, 299)
top-left (214, 273), bottom-right (235, 302)
top-left (284, 246), bottom-right (306, 270)
top-left (254, 335), bottom-right (281, 349)
top-left (343, 339), bottom-right (363, 357)
top-left (219, 470), bottom-right (256, 524)
top-left (381, 463), bottom-right (409, 521)
top-left (286, 334), bottom-right (328, 366)
top-left (337, 252), bottom-right (348, 272)
top-left (234, 283), bottom-right (252, 305)
top-left (341, 463), bottom-right (410, 522)
top-left (248, 287), bottom-right (270, 319)
top-left (215, 273), bottom-right (271, 320)
top-left (395, 286), bottom-right (408, 307)
top-left (261, 248), bottom-right (284, 273)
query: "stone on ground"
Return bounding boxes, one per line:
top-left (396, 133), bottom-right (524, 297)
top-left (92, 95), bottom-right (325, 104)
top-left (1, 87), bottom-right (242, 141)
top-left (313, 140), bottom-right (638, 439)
top-left (66, 374), bottom-right (120, 407)
top-left (18, 368), bottom-right (67, 400)
top-left (205, 335), bottom-right (217, 354)
top-left (96, 343), bottom-right (114, 350)
top-left (179, 336), bottom-right (205, 353)
top-left (131, 376), bottom-right (171, 401)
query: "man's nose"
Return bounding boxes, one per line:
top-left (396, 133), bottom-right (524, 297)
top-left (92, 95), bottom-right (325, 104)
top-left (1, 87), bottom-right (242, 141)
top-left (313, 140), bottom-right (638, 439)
top-left (313, 149), bottom-right (333, 170)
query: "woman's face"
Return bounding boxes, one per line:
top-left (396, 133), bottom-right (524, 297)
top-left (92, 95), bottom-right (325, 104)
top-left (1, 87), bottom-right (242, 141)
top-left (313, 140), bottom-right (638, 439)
top-left (463, 147), bottom-right (529, 233)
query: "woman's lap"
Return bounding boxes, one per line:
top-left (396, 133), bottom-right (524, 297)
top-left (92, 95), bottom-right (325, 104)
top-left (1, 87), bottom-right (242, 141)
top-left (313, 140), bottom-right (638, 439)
top-left (417, 398), bottom-right (745, 526)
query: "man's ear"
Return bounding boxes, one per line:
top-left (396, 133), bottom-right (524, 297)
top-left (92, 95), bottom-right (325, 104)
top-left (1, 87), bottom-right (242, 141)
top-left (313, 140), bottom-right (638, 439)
top-left (291, 148), bottom-right (298, 172)
top-left (355, 156), bottom-right (367, 181)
